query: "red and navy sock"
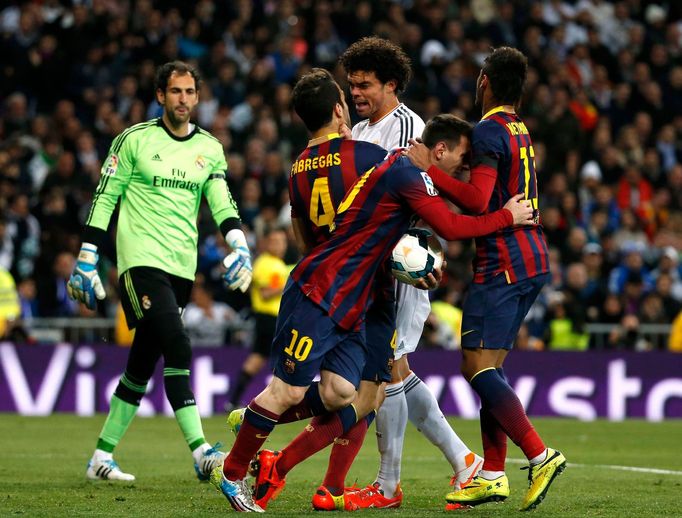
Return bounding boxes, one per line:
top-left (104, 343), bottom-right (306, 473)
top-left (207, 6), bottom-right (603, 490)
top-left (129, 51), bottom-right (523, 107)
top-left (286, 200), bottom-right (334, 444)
top-left (469, 368), bottom-right (545, 461)
top-left (479, 367), bottom-right (509, 472)
top-left (277, 405), bottom-right (358, 478)
top-left (322, 410), bottom-right (375, 495)
top-left (223, 400), bottom-right (279, 480)
top-left (480, 405), bottom-right (507, 472)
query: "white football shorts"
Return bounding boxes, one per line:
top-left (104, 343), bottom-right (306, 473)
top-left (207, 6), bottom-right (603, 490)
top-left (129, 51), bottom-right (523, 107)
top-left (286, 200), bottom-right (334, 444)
top-left (394, 283), bottom-right (431, 359)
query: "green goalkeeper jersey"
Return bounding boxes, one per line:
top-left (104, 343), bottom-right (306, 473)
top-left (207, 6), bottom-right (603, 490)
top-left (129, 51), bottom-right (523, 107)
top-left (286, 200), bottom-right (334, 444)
top-left (86, 118), bottom-right (240, 280)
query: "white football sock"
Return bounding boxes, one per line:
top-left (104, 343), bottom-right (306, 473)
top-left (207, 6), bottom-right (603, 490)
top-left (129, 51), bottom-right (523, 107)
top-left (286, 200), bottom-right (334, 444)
top-left (479, 469), bottom-right (505, 479)
top-left (191, 442), bottom-right (212, 464)
top-left (375, 381), bottom-right (407, 499)
top-left (93, 449), bottom-right (113, 461)
top-left (529, 449), bottom-right (548, 465)
top-left (404, 372), bottom-right (471, 472)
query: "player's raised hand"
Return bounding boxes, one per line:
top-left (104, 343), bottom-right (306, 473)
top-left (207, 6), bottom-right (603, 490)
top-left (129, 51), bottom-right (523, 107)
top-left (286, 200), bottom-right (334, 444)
top-left (67, 243), bottom-right (106, 310)
top-left (402, 138), bottom-right (431, 171)
top-left (223, 229), bottom-right (253, 292)
top-left (504, 194), bottom-right (534, 225)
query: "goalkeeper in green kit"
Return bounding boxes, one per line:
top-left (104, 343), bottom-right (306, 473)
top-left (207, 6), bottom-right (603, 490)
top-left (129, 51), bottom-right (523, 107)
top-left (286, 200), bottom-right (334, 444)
top-left (67, 61), bottom-right (252, 482)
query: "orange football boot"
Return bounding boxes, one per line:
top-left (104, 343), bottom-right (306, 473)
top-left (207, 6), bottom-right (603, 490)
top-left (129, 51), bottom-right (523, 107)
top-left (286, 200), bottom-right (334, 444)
top-left (344, 482), bottom-right (403, 509)
top-left (251, 450), bottom-right (286, 510)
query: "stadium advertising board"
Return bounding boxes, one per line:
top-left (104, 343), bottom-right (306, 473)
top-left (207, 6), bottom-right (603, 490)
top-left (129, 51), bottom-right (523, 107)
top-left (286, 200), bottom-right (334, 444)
top-left (1, 343), bottom-right (681, 420)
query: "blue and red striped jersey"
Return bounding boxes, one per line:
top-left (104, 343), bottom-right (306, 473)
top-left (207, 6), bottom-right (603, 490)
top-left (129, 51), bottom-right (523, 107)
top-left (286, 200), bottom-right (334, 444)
top-left (471, 108), bottom-right (549, 284)
top-left (289, 135), bottom-right (387, 246)
top-left (290, 151), bottom-right (514, 330)
top-left (291, 151), bottom-right (424, 330)
top-left (289, 135), bottom-right (395, 306)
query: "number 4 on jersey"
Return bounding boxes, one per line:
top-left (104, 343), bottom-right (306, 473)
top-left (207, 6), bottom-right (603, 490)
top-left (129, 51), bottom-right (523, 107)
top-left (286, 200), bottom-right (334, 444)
top-left (310, 177), bottom-right (335, 228)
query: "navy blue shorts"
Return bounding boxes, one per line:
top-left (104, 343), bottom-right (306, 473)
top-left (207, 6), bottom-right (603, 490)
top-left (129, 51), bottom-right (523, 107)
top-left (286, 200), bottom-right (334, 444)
top-left (270, 280), bottom-right (366, 387)
top-left (461, 272), bottom-right (549, 350)
top-left (362, 299), bottom-right (396, 383)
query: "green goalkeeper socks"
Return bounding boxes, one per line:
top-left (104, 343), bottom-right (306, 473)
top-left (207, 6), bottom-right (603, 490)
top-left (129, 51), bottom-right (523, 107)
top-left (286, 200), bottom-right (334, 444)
top-left (175, 405), bottom-right (206, 451)
top-left (96, 394), bottom-right (139, 452)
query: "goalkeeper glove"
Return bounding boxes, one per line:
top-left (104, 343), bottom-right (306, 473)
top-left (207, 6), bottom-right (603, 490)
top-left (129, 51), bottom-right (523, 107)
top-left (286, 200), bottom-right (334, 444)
top-left (223, 229), bottom-right (253, 292)
top-left (67, 243), bottom-right (106, 310)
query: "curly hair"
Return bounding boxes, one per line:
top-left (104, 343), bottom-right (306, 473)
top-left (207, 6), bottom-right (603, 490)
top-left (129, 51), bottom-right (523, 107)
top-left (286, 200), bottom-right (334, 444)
top-left (340, 36), bottom-right (412, 93)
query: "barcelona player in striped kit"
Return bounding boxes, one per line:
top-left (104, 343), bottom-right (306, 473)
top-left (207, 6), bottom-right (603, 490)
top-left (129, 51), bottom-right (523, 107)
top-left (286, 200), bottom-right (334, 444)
top-left (210, 68), bottom-right (535, 513)
top-left (405, 47), bottom-right (566, 511)
top-left (250, 69), bottom-right (396, 510)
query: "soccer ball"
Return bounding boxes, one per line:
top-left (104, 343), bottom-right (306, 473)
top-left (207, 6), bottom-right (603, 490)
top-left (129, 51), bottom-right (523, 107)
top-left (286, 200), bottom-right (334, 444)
top-left (390, 229), bottom-right (444, 285)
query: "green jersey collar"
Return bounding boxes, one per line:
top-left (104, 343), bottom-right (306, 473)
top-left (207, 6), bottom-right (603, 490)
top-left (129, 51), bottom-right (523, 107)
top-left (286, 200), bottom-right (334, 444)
top-left (157, 117), bottom-right (199, 141)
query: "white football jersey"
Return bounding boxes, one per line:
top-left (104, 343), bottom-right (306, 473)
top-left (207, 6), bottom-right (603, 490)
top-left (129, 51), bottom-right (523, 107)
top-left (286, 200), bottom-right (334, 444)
top-left (352, 103), bottom-right (425, 151)
top-left (352, 102), bottom-right (430, 355)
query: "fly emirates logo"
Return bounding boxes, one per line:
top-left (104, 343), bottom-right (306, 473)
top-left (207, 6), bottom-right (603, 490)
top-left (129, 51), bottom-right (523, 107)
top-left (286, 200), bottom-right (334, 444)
top-left (152, 168), bottom-right (200, 191)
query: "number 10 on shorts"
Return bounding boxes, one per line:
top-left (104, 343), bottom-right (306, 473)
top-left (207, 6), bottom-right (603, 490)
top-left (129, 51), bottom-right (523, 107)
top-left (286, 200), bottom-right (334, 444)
top-left (284, 329), bottom-right (313, 361)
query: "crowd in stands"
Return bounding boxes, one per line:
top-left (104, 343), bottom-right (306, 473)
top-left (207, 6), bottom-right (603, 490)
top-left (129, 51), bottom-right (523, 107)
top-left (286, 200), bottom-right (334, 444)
top-left (1, 0), bottom-right (682, 351)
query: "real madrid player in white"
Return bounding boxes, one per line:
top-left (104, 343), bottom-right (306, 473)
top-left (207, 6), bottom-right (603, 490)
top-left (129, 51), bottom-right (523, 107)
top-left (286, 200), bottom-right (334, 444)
top-left (68, 61), bottom-right (253, 483)
top-left (338, 37), bottom-right (482, 508)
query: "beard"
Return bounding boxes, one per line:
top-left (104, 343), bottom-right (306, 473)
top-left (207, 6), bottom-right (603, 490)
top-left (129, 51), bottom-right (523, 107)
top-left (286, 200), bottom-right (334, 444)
top-left (166, 106), bottom-right (190, 127)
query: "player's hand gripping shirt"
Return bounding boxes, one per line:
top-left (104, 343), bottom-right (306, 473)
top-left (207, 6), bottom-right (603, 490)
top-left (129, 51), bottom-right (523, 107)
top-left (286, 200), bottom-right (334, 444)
top-left (470, 108), bottom-right (549, 284)
top-left (86, 119), bottom-right (240, 280)
top-left (291, 152), bottom-right (513, 331)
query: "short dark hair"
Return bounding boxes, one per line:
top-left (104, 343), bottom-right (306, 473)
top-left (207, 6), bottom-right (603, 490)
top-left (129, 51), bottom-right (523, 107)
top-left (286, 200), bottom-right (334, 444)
top-left (340, 37), bottom-right (412, 93)
top-left (292, 68), bottom-right (342, 132)
top-left (482, 47), bottom-right (528, 105)
top-left (154, 61), bottom-right (201, 92)
top-left (422, 114), bottom-right (472, 150)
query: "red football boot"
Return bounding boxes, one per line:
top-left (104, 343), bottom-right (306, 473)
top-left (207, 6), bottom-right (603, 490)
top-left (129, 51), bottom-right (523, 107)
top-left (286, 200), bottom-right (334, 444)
top-left (251, 450), bottom-right (286, 510)
top-left (344, 482), bottom-right (403, 509)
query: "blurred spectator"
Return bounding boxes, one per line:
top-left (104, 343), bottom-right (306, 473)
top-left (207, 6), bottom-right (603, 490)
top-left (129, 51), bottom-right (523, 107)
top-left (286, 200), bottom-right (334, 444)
top-left (652, 272), bottom-right (682, 322)
top-left (621, 271), bottom-right (646, 316)
top-left (17, 278), bottom-right (37, 320)
top-left (425, 288), bottom-right (463, 350)
top-left (582, 243), bottom-right (608, 321)
top-left (650, 246), bottom-right (682, 301)
top-left (616, 165), bottom-right (654, 236)
top-left (561, 226), bottom-right (588, 264)
top-left (421, 310), bottom-right (458, 351)
top-left (0, 264), bottom-right (20, 339)
top-left (612, 208), bottom-right (648, 251)
top-left (183, 278), bottom-right (242, 347)
top-left (259, 150), bottom-right (288, 209)
top-left (545, 299), bottom-right (589, 351)
top-left (5, 193), bottom-right (40, 279)
top-left (0, 217), bottom-right (13, 271)
top-left (607, 242), bottom-right (654, 295)
top-left (36, 251), bottom-right (79, 317)
top-left (515, 322), bottom-right (544, 351)
top-left (608, 314), bottom-right (645, 350)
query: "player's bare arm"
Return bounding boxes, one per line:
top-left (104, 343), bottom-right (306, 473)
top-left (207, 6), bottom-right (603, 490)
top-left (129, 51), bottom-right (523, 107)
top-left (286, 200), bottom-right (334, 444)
top-left (292, 217), bottom-right (315, 255)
